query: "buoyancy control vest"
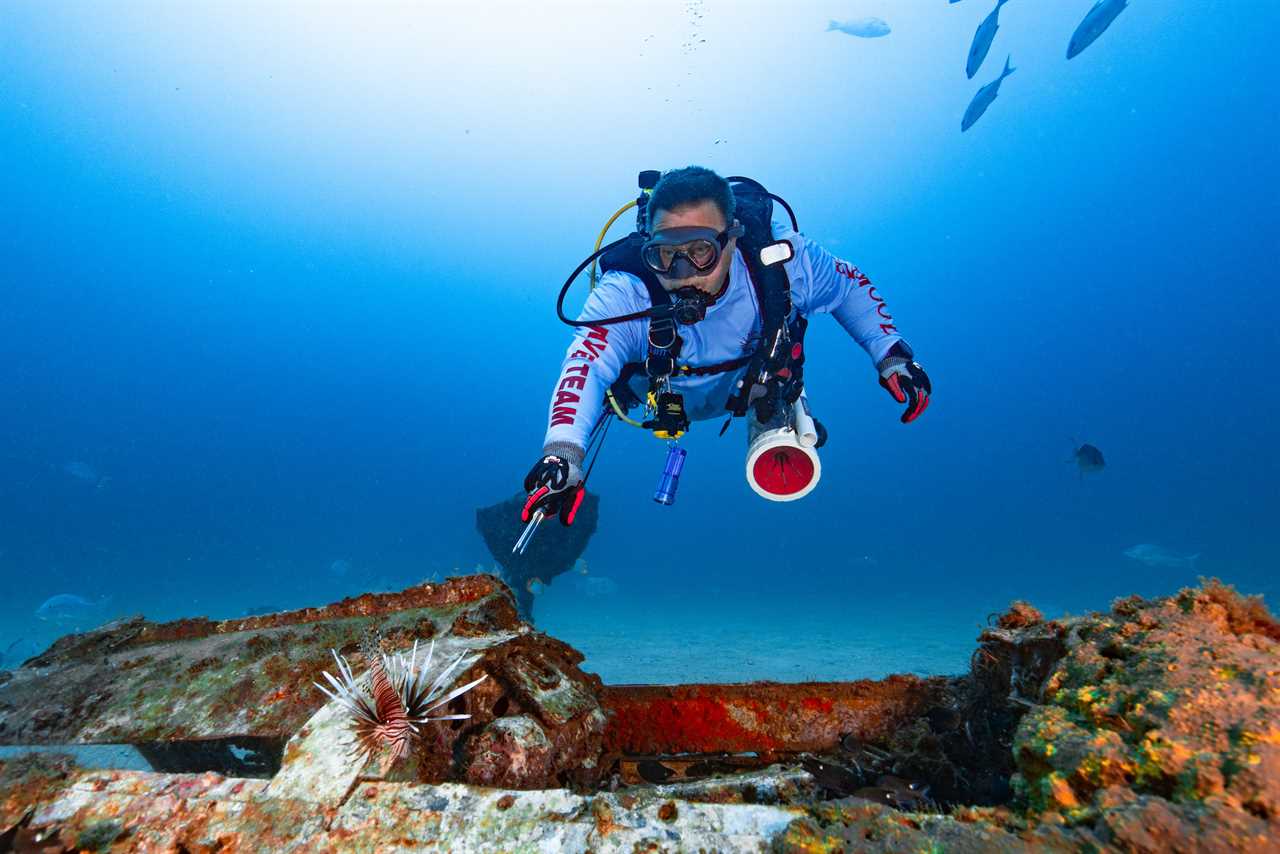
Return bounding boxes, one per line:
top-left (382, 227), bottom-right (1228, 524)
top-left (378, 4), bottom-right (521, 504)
top-left (594, 176), bottom-right (808, 438)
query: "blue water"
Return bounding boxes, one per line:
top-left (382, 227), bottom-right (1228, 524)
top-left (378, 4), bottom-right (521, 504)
top-left (2, 2), bottom-right (1277, 682)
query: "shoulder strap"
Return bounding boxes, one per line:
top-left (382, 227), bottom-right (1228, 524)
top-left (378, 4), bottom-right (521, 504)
top-left (729, 179), bottom-right (792, 336)
top-left (599, 232), bottom-right (680, 380)
top-left (722, 179), bottom-right (804, 423)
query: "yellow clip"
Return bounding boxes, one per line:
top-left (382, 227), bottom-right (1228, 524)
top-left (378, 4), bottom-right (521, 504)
top-left (647, 390), bottom-right (685, 438)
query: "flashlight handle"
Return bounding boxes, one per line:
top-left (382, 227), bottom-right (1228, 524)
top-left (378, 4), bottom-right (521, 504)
top-left (653, 445), bottom-right (687, 506)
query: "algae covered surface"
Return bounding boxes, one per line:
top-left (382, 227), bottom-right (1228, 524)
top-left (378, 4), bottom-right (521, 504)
top-left (775, 580), bottom-right (1280, 853)
top-left (1013, 580), bottom-right (1279, 850)
top-left (2, 580), bottom-right (1277, 852)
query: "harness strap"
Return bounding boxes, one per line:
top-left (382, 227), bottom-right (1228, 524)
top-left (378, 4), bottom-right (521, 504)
top-left (676, 354), bottom-right (754, 377)
top-left (637, 267), bottom-right (681, 382)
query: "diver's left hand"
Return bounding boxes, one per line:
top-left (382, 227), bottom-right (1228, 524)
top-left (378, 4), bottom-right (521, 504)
top-left (877, 353), bottom-right (931, 424)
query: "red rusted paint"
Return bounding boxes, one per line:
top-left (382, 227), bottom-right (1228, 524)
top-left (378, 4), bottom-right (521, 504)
top-left (607, 692), bottom-right (784, 754)
top-left (601, 678), bottom-right (944, 755)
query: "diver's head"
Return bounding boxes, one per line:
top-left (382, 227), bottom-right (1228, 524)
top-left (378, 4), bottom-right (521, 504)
top-left (643, 167), bottom-right (740, 299)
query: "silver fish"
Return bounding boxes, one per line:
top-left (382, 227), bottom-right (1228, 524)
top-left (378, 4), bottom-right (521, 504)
top-left (1122, 544), bottom-right (1200, 570)
top-left (826, 18), bottom-right (890, 39)
top-left (967, 0), bottom-right (1010, 79)
top-left (61, 460), bottom-right (109, 490)
top-left (962, 55), bottom-right (1015, 132)
top-left (34, 593), bottom-right (111, 626)
top-left (1, 637), bottom-right (41, 669)
top-left (1068, 0), bottom-right (1129, 60)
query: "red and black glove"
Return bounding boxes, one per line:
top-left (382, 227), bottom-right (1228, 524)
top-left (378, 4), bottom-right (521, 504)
top-left (521, 454), bottom-right (585, 527)
top-left (877, 343), bottom-right (931, 424)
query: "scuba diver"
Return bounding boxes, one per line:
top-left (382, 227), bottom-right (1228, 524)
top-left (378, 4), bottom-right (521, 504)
top-left (516, 166), bottom-right (930, 545)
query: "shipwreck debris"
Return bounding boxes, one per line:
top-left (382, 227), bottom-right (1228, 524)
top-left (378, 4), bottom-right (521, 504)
top-left (1, 577), bottom-right (1275, 851)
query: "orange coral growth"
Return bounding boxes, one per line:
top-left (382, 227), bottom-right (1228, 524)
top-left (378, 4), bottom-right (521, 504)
top-left (1008, 579), bottom-right (1280, 846)
top-left (1190, 577), bottom-right (1280, 642)
top-left (997, 601), bottom-right (1044, 630)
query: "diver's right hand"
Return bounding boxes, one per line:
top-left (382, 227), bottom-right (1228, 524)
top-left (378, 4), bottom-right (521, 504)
top-left (521, 454), bottom-right (585, 526)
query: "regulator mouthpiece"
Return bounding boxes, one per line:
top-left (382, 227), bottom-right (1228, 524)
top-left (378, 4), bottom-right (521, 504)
top-left (672, 289), bottom-right (709, 325)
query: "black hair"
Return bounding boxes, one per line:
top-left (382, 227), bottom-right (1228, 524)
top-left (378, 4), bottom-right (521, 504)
top-left (646, 166), bottom-right (735, 232)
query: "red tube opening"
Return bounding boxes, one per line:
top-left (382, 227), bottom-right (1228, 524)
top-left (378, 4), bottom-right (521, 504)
top-left (751, 445), bottom-right (815, 497)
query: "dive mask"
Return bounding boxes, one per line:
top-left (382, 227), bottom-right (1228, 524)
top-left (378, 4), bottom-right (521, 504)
top-left (641, 222), bottom-right (745, 279)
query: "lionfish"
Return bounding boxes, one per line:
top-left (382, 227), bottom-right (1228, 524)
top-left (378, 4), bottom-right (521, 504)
top-left (314, 638), bottom-right (487, 772)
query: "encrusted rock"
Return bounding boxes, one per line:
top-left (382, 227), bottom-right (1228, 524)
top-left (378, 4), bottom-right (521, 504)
top-left (1007, 579), bottom-right (1280, 848)
top-left (465, 715), bottom-right (556, 789)
top-left (5, 578), bottom-right (1277, 851)
top-left (775, 580), bottom-right (1280, 852)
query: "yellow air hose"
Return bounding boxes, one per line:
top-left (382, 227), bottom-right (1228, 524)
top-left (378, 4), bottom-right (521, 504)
top-left (592, 199), bottom-right (646, 428)
top-left (590, 200), bottom-right (637, 290)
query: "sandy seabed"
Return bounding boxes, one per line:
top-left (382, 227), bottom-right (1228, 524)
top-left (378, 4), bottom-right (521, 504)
top-left (533, 582), bottom-right (984, 684)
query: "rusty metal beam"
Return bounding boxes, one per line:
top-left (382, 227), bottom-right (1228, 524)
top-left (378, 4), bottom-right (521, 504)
top-left (3, 574), bottom-right (953, 795)
top-left (600, 676), bottom-right (947, 756)
top-left (0, 576), bottom-right (520, 748)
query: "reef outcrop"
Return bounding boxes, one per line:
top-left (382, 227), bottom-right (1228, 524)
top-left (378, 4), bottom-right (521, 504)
top-left (775, 579), bottom-right (1280, 852)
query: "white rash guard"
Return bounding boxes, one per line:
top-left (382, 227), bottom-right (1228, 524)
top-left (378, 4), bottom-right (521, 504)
top-left (542, 217), bottom-right (907, 460)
